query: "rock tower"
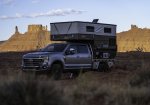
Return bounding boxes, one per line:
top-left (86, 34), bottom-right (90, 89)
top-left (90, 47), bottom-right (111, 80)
top-left (0, 25), bottom-right (52, 52)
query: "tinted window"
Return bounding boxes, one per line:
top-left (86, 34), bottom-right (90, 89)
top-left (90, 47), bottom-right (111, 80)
top-left (104, 27), bottom-right (111, 33)
top-left (78, 45), bottom-right (89, 53)
top-left (41, 44), bottom-right (67, 52)
top-left (86, 26), bottom-right (94, 32)
top-left (67, 44), bottom-right (89, 54)
top-left (67, 45), bottom-right (77, 52)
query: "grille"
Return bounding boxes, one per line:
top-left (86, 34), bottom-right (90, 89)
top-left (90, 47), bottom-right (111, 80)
top-left (23, 58), bottom-right (44, 67)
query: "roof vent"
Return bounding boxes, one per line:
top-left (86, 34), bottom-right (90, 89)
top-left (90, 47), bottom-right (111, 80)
top-left (92, 19), bottom-right (99, 23)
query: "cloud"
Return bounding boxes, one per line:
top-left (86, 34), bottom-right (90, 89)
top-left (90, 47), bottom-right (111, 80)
top-left (0, 8), bottom-right (85, 20)
top-left (0, 0), bottom-right (15, 5)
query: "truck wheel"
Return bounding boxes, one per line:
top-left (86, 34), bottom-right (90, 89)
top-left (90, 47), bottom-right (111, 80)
top-left (98, 62), bottom-right (110, 72)
top-left (50, 63), bottom-right (63, 80)
top-left (103, 62), bottom-right (110, 72)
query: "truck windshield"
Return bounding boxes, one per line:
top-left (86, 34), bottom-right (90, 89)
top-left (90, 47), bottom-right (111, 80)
top-left (41, 43), bottom-right (67, 52)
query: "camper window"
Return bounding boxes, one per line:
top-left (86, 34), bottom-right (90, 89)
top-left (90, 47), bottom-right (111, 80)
top-left (104, 27), bottom-right (111, 33)
top-left (86, 26), bottom-right (94, 32)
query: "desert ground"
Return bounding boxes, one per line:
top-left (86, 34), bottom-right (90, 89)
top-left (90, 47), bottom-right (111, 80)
top-left (0, 51), bottom-right (150, 105)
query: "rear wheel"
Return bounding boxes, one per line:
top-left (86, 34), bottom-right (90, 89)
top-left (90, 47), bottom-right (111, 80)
top-left (98, 62), bottom-right (110, 72)
top-left (50, 63), bottom-right (63, 80)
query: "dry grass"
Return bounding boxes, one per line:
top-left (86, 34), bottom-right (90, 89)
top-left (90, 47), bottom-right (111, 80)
top-left (0, 51), bottom-right (150, 105)
top-left (0, 75), bottom-right (68, 105)
top-left (0, 73), bottom-right (150, 105)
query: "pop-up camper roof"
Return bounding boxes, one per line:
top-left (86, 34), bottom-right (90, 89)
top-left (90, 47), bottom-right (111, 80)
top-left (50, 19), bottom-right (116, 41)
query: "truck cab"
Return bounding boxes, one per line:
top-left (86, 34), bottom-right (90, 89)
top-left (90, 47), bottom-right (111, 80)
top-left (22, 42), bottom-right (92, 71)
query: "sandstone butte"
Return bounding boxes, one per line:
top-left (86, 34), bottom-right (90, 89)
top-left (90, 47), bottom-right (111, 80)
top-left (0, 25), bottom-right (54, 52)
top-left (117, 25), bottom-right (150, 52)
top-left (0, 24), bottom-right (150, 52)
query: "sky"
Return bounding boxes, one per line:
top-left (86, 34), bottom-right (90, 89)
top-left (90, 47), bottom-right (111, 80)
top-left (0, 0), bottom-right (150, 41)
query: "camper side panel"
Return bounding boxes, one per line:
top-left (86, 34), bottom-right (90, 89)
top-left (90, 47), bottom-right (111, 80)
top-left (51, 22), bottom-right (78, 35)
top-left (78, 23), bottom-right (116, 36)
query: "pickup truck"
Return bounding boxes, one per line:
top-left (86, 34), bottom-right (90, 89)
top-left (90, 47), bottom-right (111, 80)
top-left (22, 42), bottom-right (115, 79)
top-left (22, 20), bottom-right (117, 79)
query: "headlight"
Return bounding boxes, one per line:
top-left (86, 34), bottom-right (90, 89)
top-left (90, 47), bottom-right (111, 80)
top-left (43, 56), bottom-right (49, 63)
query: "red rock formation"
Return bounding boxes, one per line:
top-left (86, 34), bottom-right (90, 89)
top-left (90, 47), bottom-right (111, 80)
top-left (117, 25), bottom-right (150, 52)
top-left (0, 25), bottom-right (51, 52)
top-left (1, 24), bottom-right (150, 52)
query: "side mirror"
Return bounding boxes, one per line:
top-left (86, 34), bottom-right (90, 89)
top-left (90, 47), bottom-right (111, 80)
top-left (66, 48), bottom-right (76, 55)
top-left (70, 48), bottom-right (76, 54)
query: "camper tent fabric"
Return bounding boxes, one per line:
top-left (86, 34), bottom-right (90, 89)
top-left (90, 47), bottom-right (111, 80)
top-left (51, 21), bottom-right (116, 36)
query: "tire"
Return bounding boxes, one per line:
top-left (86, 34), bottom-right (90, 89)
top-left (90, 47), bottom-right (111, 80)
top-left (50, 63), bottom-right (63, 80)
top-left (98, 62), bottom-right (110, 72)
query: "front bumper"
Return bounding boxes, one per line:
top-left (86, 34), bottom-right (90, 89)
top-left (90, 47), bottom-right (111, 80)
top-left (21, 56), bottom-right (51, 71)
top-left (21, 60), bottom-right (50, 71)
top-left (21, 65), bottom-right (49, 71)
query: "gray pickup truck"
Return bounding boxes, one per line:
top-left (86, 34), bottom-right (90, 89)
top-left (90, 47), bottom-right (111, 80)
top-left (22, 20), bottom-right (117, 79)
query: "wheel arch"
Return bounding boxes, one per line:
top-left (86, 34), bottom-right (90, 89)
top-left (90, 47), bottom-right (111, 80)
top-left (51, 60), bottom-right (64, 69)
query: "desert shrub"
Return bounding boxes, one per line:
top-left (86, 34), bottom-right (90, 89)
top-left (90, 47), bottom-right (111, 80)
top-left (129, 70), bottom-right (150, 87)
top-left (68, 83), bottom-right (113, 105)
top-left (0, 78), bottom-right (67, 105)
top-left (65, 73), bottom-right (150, 105)
top-left (128, 88), bottom-right (150, 105)
top-left (115, 60), bottom-right (142, 71)
top-left (129, 60), bottom-right (150, 87)
top-left (114, 87), bottom-right (150, 105)
top-left (67, 82), bottom-right (150, 105)
top-left (0, 72), bottom-right (150, 105)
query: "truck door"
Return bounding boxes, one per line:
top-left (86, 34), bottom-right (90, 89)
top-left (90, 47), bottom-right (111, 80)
top-left (65, 44), bottom-right (92, 69)
top-left (77, 45), bottom-right (92, 68)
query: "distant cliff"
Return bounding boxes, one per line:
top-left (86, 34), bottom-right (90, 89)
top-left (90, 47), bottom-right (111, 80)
top-left (0, 25), bottom-right (52, 52)
top-left (1, 24), bottom-right (150, 52)
top-left (117, 25), bottom-right (150, 52)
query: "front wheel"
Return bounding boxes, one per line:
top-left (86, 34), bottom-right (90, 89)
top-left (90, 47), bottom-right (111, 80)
top-left (98, 62), bottom-right (110, 72)
top-left (50, 63), bottom-right (63, 80)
